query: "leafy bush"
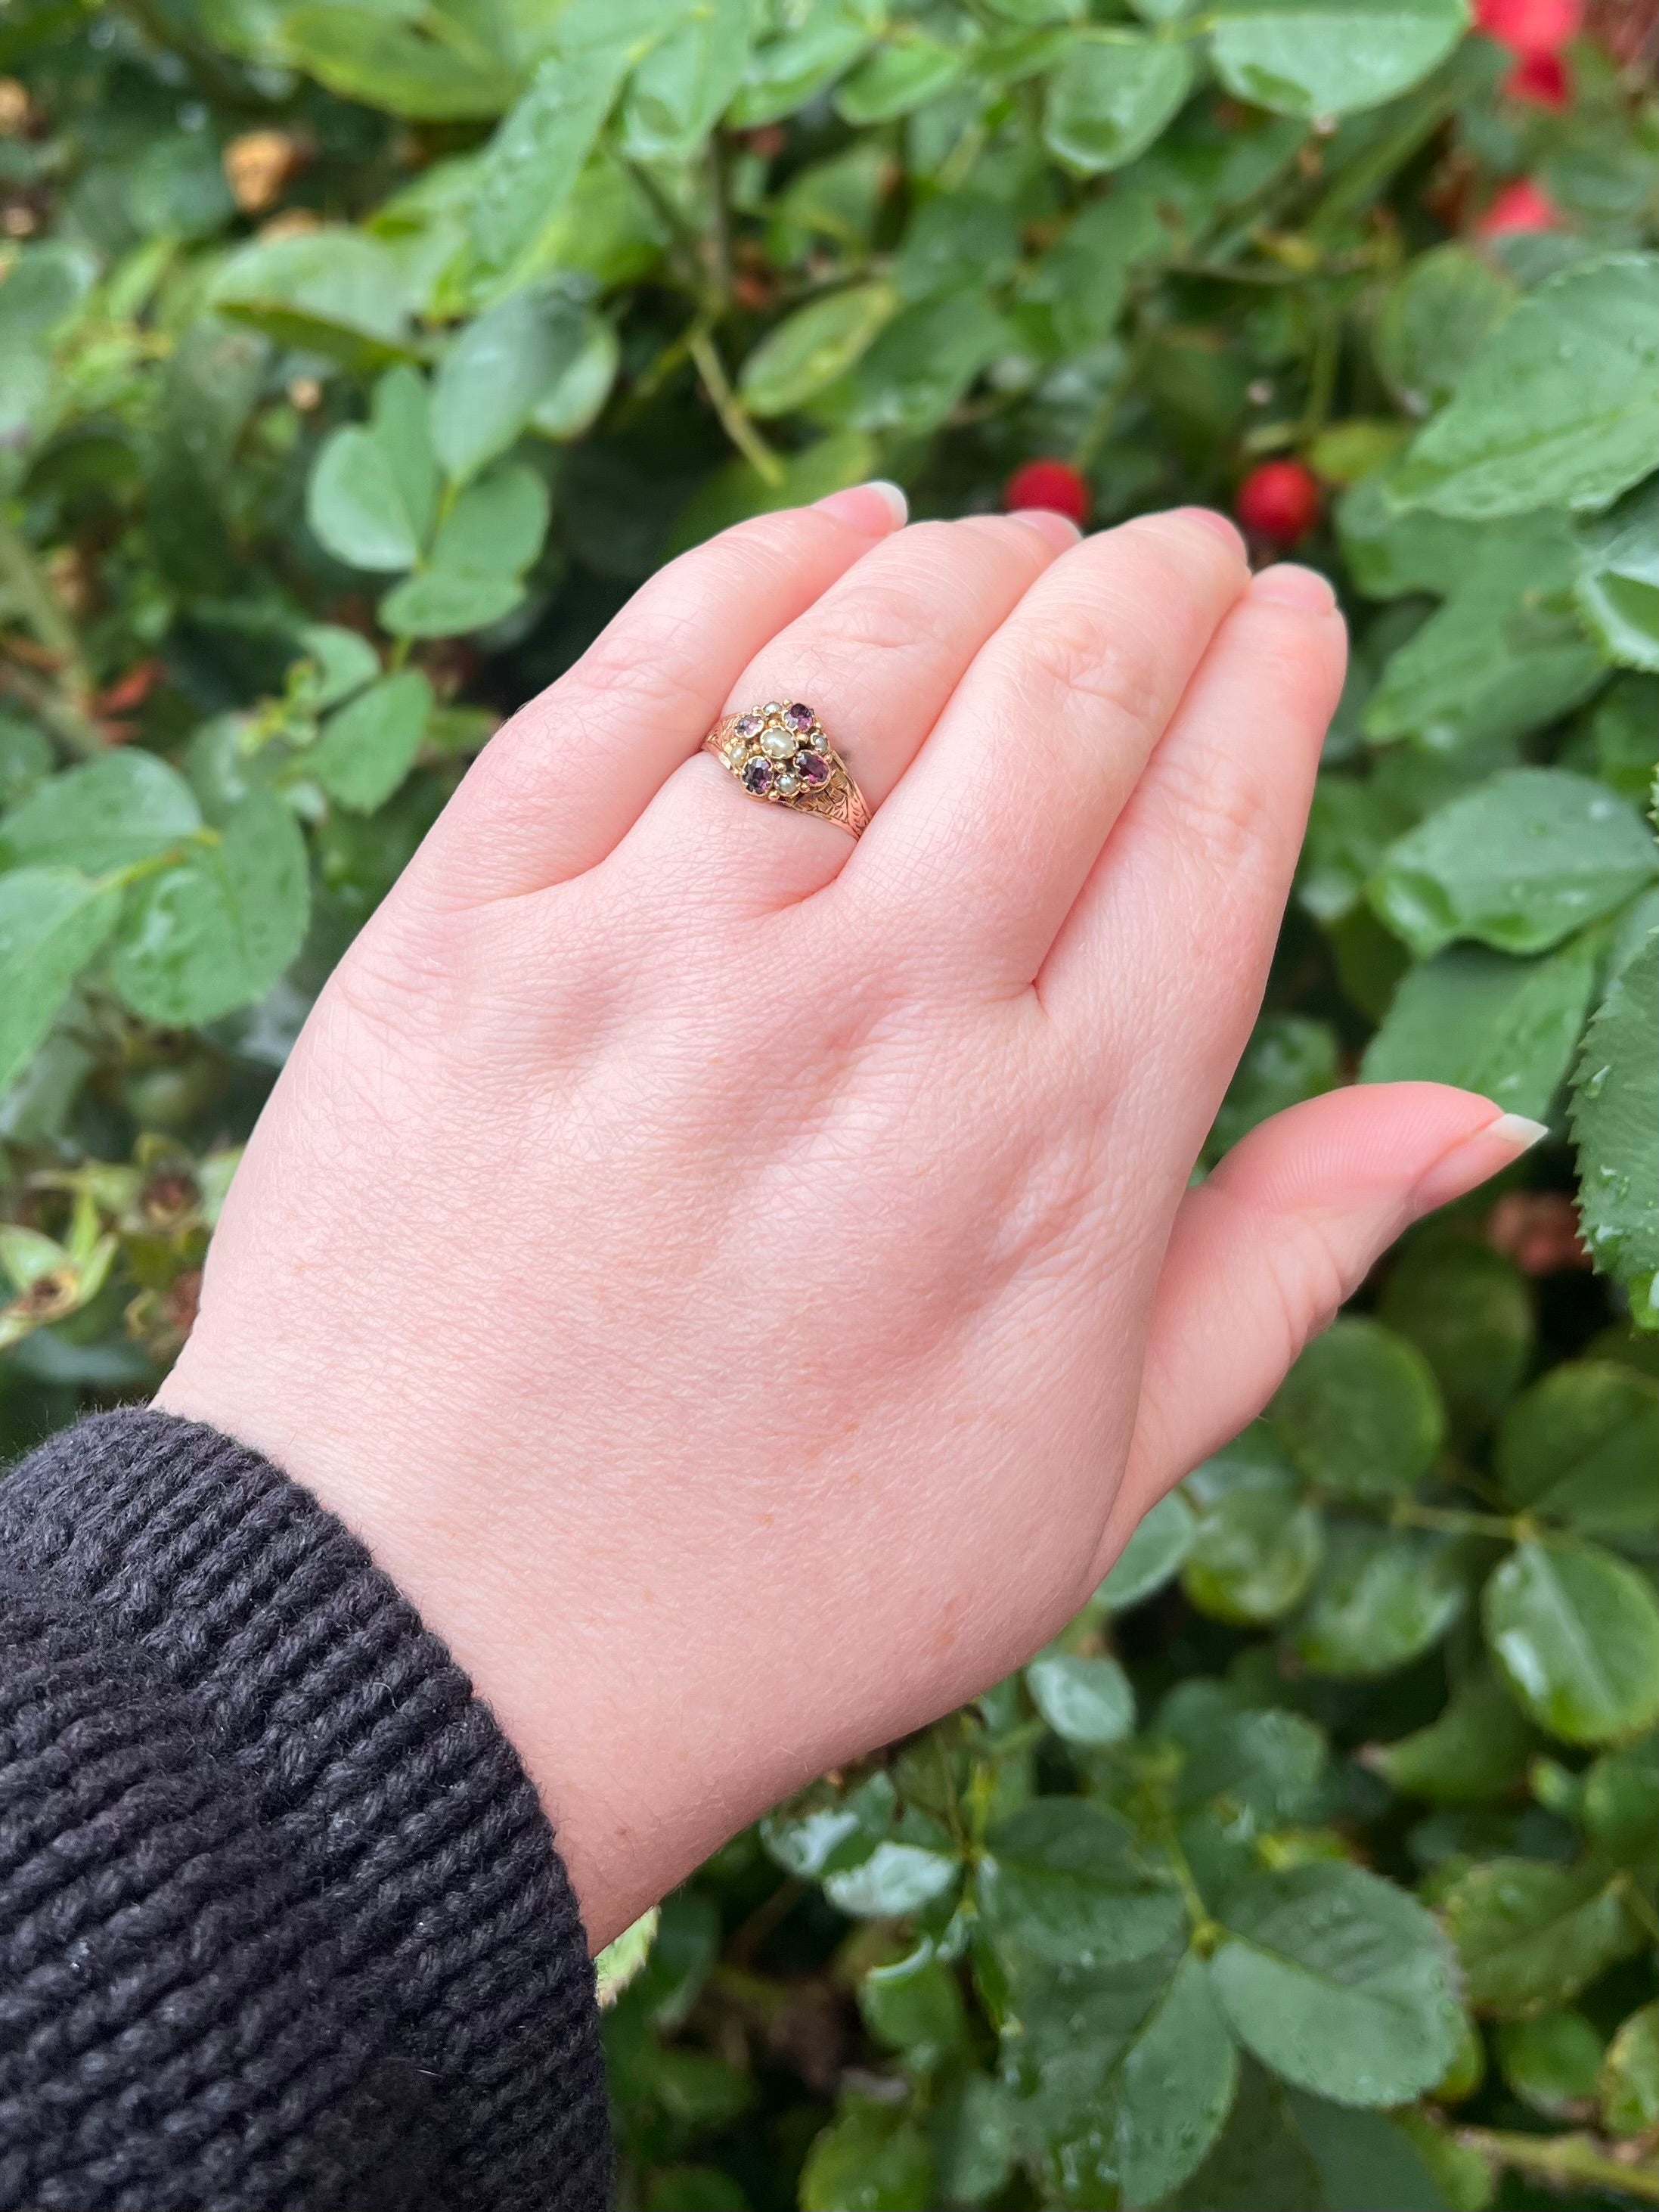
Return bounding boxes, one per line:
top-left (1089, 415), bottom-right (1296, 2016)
top-left (0, 0), bottom-right (1657, 2205)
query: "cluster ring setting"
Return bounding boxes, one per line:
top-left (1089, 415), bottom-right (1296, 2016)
top-left (702, 702), bottom-right (871, 839)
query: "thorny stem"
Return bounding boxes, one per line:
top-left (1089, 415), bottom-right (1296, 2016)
top-left (1459, 2127), bottom-right (1659, 2204)
top-left (687, 326), bottom-right (783, 485)
top-left (0, 515), bottom-right (103, 755)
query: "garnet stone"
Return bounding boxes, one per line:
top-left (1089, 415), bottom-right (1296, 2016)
top-left (795, 750), bottom-right (830, 789)
top-left (783, 702), bottom-right (815, 732)
top-left (741, 756), bottom-right (773, 796)
top-left (733, 712), bottom-right (765, 740)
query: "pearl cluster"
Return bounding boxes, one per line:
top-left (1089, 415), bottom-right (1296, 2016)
top-left (722, 703), bottom-right (833, 802)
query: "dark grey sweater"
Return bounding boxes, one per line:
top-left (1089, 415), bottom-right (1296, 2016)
top-left (0, 1409), bottom-right (610, 2210)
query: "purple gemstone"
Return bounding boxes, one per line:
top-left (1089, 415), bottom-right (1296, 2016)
top-left (783, 702), bottom-right (815, 732)
top-left (741, 756), bottom-right (774, 796)
top-left (795, 749), bottom-right (830, 790)
top-left (733, 712), bottom-right (764, 739)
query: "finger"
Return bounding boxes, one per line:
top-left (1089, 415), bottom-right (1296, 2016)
top-left (1042, 566), bottom-right (1347, 1168)
top-left (618, 510), bottom-right (1078, 912)
top-left (848, 509), bottom-right (1250, 990)
top-left (409, 485), bottom-right (908, 903)
top-left (1091, 1084), bottom-right (1547, 1573)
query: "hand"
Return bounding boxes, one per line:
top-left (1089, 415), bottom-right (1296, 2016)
top-left (157, 489), bottom-right (1538, 1947)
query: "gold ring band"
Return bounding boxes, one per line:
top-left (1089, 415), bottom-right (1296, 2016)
top-left (702, 702), bottom-right (871, 839)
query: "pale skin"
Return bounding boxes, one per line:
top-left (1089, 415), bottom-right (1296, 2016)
top-left (158, 488), bottom-right (1542, 1950)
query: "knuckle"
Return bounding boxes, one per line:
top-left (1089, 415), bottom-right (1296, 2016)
top-left (1016, 600), bottom-right (1163, 733)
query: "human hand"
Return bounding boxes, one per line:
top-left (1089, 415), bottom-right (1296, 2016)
top-left (157, 488), bottom-right (1540, 1947)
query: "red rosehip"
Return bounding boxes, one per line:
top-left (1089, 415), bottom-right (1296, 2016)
top-left (1003, 458), bottom-right (1091, 526)
top-left (1234, 459), bottom-right (1322, 546)
top-left (1474, 0), bottom-right (1580, 51)
top-left (1476, 178), bottom-right (1564, 236)
top-left (1504, 48), bottom-right (1571, 103)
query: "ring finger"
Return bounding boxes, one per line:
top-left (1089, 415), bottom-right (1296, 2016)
top-left (617, 510), bottom-right (1080, 911)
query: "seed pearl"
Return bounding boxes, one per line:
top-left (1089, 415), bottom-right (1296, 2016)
top-left (775, 772), bottom-right (800, 796)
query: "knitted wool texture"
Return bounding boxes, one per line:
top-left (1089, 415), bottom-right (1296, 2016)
top-left (0, 1409), bottom-right (609, 2211)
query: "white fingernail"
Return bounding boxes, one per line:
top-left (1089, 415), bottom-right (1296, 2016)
top-left (1487, 1113), bottom-right (1550, 1151)
top-left (866, 479), bottom-right (909, 526)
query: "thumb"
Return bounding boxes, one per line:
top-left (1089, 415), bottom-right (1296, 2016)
top-left (1100, 1084), bottom-right (1546, 1566)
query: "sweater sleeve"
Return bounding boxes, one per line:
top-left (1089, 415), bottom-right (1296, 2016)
top-left (0, 1407), bottom-right (611, 2212)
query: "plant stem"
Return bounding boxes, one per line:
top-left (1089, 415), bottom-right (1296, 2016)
top-left (1459, 2127), bottom-right (1659, 2204)
top-left (0, 515), bottom-right (104, 753)
top-left (687, 326), bottom-right (783, 485)
top-left (1393, 1500), bottom-right (1518, 1540)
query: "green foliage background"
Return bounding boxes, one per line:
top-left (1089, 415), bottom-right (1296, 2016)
top-left (0, 0), bottom-right (1657, 2204)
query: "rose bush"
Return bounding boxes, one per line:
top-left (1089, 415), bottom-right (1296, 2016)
top-left (0, 1), bottom-right (1655, 2205)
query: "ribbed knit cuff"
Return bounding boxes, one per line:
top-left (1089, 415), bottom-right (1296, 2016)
top-left (0, 1408), bottom-right (610, 2212)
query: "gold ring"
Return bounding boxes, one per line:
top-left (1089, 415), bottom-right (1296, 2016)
top-left (702, 702), bottom-right (871, 839)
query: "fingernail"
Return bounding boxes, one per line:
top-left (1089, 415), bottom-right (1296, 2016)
top-left (1167, 506), bottom-right (1246, 556)
top-left (1411, 1109), bottom-right (1550, 1215)
top-left (814, 479), bottom-right (908, 532)
top-left (1009, 507), bottom-right (1084, 551)
top-left (1252, 563), bottom-right (1338, 613)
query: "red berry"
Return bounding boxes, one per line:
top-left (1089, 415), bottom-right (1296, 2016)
top-left (1003, 458), bottom-right (1091, 526)
top-left (1234, 459), bottom-right (1321, 546)
top-left (1474, 0), bottom-right (1580, 51)
top-left (1504, 48), bottom-right (1571, 103)
top-left (1476, 178), bottom-right (1564, 236)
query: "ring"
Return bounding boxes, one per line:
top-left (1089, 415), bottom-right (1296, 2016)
top-left (702, 702), bottom-right (871, 839)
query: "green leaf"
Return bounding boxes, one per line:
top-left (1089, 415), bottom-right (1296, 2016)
top-left (470, 51), bottom-right (634, 283)
top-left (1205, 1013), bottom-right (1340, 1164)
top-left (1183, 1439), bottom-right (1325, 1626)
top-left (1484, 1538), bottom-right (1659, 1744)
top-left (1378, 1232), bottom-right (1533, 1432)
top-left (1160, 1680), bottom-right (1328, 1829)
top-left (1106, 1954), bottom-right (1240, 2204)
top-left (761, 1772), bottom-right (895, 1880)
top-left (430, 463), bottom-right (551, 579)
top-left (0, 752), bottom-right (201, 876)
top-left (1576, 477), bottom-right (1659, 673)
top-left (619, 0), bottom-right (751, 160)
top-left (1026, 1652), bottom-right (1136, 1746)
top-left (1496, 1362), bottom-right (1659, 1536)
top-left (739, 283), bottom-right (898, 418)
top-left (1369, 1668), bottom-right (1536, 1804)
top-left (800, 2097), bottom-right (935, 2212)
top-left (1271, 1317), bottom-right (1446, 1500)
top-left (728, 0), bottom-right (879, 127)
top-left (109, 791), bottom-right (309, 1026)
top-left (312, 670), bottom-right (434, 814)
top-left (857, 1942), bottom-right (967, 2065)
top-left (1498, 2012), bottom-right (1603, 2119)
top-left (1294, 1525), bottom-right (1466, 1679)
top-left (1571, 933), bottom-right (1659, 1324)
top-left (1095, 1489), bottom-right (1195, 1612)
top-left (279, 2), bottom-right (519, 119)
top-left (1440, 1857), bottom-right (1640, 2016)
top-left (308, 368), bottom-right (441, 574)
top-left (211, 229), bottom-right (414, 370)
top-left (1372, 772), bottom-right (1659, 960)
top-left (529, 312), bottom-right (618, 441)
top-left (978, 1799), bottom-right (1186, 1969)
top-left (1374, 244), bottom-right (1517, 418)
top-left (1361, 936), bottom-right (1599, 1122)
top-left (1206, 0), bottom-right (1468, 119)
top-left (431, 288), bottom-right (589, 482)
top-left (379, 569), bottom-right (526, 638)
top-left (1602, 2003), bottom-right (1659, 2135)
top-left (1583, 1738), bottom-right (1659, 1864)
top-left (0, 868), bottom-right (121, 1096)
top-left (823, 1838), bottom-right (960, 1918)
top-left (1175, 2064), bottom-right (1453, 2211)
top-left (813, 290), bottom-right (1009, 439)
top-left (1361, 515), bottom-right (1606, 754)
top-left (665, 430), bottom-right (876, 556)
top-left (1043, 33), bottom-right (1194, 175)
top-left (835, 36), bottom-right (965, 125)
top-left (1211, 1861), bottom-right (1463, 2106)
top-left (299, 625), bottom-right (382, 711)
top-left (1392, 254), bottom-right (1659, 520)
